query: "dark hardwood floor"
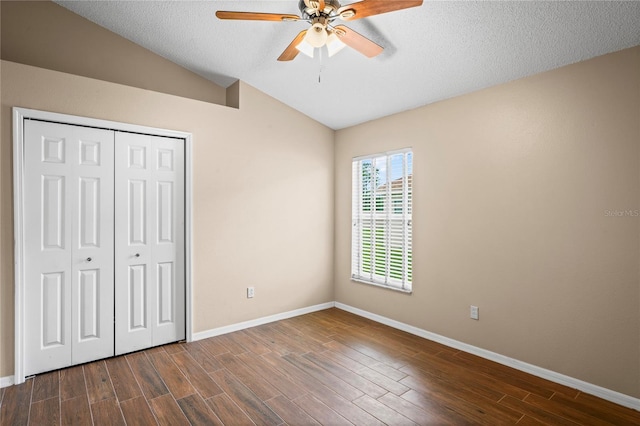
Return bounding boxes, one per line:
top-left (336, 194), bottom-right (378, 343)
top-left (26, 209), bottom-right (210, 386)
top-left (1, 308), bottom-right (638, 425)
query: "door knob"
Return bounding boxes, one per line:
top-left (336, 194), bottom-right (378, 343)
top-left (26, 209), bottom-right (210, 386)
top-left (135, 253), bottom-right (140, 258)
top-left (86, 257), bottom-right (92, 262)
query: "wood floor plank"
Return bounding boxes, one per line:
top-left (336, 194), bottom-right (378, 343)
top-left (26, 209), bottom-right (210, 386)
top-left (106, 356), bottom-right (142, 402)
top-left (517, 415), bottom-right (548, 425)
top-left (120, 395), bottom-right (159, 426)
top-left (31, 371), bottom-right (59, 403)
top-left (126, 352), bottom-right (170, 400)
top-left (353, 394), bottom-right (418, 425)
top-left (148, 394), bottom-right (190, 426)
top-left (524, 393), bottom-right (615, 425)
top-left (227, 329), bottom-right (272, 355)
top-left (282, 353), bottom-right (364, 401)
top-left (237, 351), bottom-right (309, 400)
top-left (171, 351), bottom-right (223, 399)
top-left (215, 352), bottom-right (281, 401)
top-left (352, 317), bottom-right (454, 357)
top-left (401, 389), bottom-right (481, 426)
top-left (323, 308), bottom-right (376, 329)
top-left (400, 373), bottom-right (522, 423)
top-left (244, 327), bottom-right (289, 355)
top-left (148, 351), bottom-right (196, 399)
top-left (401, 354), bottom-right (514, 402)
top-left (332, 333), bottom-right (413, 370)
top-left (260, 351), bottom-right (328, 395)
top-left (304, 384), bottom-right (386, 426)
top-left (210, 368), bottom-right (283, 425)
top-left (452, 351), bottom-right (579, 399)
top-left (278, 318), bottom-right (334, 345)
top-left (323, 340), bottom-right (382, 368)
top-left (206, 392), bottom-right (257, 425)
top-left (411, 350), bottom-right (530, 400)
top-left (198, 337), bottom-right (231, 357)
top-left (552, 392), bottom-right (640, 425)
top-left (369, 361), bottom-right (409, 381)
top-left (346, 324), bottom-right (422, 358)
top-left (573, 392), bottom-right (640, 424)
top-left (164, 343), bottom-right (186, 354)
top-left (60, 395), bottom-right (92, 425)
top-left (266, 394), bottom-right (322, 426)
top-left (499, 395), bottom-right (581, 425)
top-left (282, 316), bottom-right (336, 342)
top-left (144, 346), bottom-right (167, 356)
top-left (90, 398), bottom-right (126, 426)
top-left (322, 348), bottom-right (410, 395)
top-left (182, 341), bottom-right (225, 373)
top-left (59, 366), bottom-right (86, 401)
top-left (84, 361), bottom-right (116, 404)
top-left (28, 397), bottom-right (59, 426)
top-left (176, 394), bottom-right (224, 425)
top-left (269, 322), bottom-right (326, 353)
top-left (303, 351), bottom-right (387, 398)
top-left (252, 324), bottom-right (308, 355)
top-left (378, 392), bottom-right (455, 426)
top-left (212, 333), bottom-right (248, 355)
top-left (292, 394), bottom-right (352, 426)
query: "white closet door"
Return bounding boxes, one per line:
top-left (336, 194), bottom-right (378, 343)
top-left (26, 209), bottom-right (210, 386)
top-left (115, 133), bottom-right (185, 355)
top-left (24, 120), bottom-right (115, 375)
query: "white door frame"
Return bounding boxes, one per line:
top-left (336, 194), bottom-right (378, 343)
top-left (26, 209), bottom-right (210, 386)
top-left (13, 107), bottom-right (194, 384)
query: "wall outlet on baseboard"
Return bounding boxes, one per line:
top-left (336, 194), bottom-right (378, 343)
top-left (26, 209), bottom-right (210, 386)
top-left (470, 305), bottom-right (479, 320)
top-left (247, 287), bottom-right (255, 299)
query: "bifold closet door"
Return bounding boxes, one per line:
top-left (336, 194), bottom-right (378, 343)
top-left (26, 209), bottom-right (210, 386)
top-left (23, 120), bottom-right (115, 376)
top-left (114, 132), bottom-right (185, 355)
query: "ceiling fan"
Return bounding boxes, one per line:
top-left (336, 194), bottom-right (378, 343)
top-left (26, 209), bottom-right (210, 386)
top-left (216, 0), bottom-right (424, 61)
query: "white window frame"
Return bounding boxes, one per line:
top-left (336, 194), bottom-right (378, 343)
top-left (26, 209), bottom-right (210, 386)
top-left (351, 148), bottom-right (412, 293)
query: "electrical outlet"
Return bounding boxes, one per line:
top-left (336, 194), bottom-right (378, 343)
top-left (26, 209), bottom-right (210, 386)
top-left (470, 305), bottom-right (479, 320)
top-left (247, 287), bottom-right (255, 299)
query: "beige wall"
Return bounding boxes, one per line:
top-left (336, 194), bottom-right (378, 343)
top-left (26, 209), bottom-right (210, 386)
top-left (335, 46), bottom-right (640, 398)
top-left (0, 60), bottom-right (335, 377)
top-left (1, 1), bottom-right (226, 105)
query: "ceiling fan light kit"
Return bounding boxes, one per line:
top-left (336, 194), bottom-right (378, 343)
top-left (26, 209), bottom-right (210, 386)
top-left (215, 0), bottom-right (424, 62)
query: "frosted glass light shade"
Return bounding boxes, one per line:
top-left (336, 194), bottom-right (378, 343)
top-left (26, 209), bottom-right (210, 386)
top-left (305, 23), bottom-right (328, 48)
top-left (326, 32), bottom-right (346, 57)
top-left (295, 39), bottom-right (315, 58)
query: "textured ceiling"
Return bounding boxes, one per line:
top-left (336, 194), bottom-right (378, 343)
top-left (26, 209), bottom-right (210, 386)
top-left (55, 1), bottom-right (640, 130)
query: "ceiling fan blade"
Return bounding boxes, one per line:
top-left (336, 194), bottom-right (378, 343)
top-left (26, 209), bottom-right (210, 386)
top-left (278, 30), bottom-right (308, 61)
top-left (216, 11), bottom-right (300, 22)
top-left (334, 25), bottom-right (383, 58)
top-left (338, 0), bottom-right (423, 21)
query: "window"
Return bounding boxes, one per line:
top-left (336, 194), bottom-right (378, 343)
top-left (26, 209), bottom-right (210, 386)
top-left (352, 149), bottom-right (412, 292)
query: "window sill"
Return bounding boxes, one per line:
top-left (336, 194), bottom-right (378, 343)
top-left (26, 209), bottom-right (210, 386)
top-left (351, 278), bottom-right (413, 295)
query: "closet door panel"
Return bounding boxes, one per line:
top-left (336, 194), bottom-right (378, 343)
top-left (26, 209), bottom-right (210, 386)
top-left (115, 133), bottom-right (154, 355)
top-left (151, 136), bottom-right (185, 346)
top-left (23, 120), bottom-right (115, 375)
top-left (114, 133), bottom-right (185, 355)
top-left (71, 130), bottom-right (115, 365)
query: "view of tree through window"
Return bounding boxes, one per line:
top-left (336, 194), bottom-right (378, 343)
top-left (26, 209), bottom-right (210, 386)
top-left (352, 150), bottom-right (412, 291)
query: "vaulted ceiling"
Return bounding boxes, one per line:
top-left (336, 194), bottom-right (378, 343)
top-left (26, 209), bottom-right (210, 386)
top-left (56, 1), bottom-right (640, 130)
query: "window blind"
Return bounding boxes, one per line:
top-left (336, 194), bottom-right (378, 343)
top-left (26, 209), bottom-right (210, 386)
top-left (352, 149), bottom-right (412, 292)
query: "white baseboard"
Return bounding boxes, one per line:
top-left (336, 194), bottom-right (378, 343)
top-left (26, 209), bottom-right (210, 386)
top-left (335, 302), bottom-right (640, 411)
top-left (1, 376), bottom-right (15, 388)
top-left (192, 302), bottom-right (336, 341)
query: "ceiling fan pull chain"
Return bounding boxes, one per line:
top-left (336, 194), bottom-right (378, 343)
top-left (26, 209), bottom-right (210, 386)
top-left (318, 47), bottom-right (324, 83)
